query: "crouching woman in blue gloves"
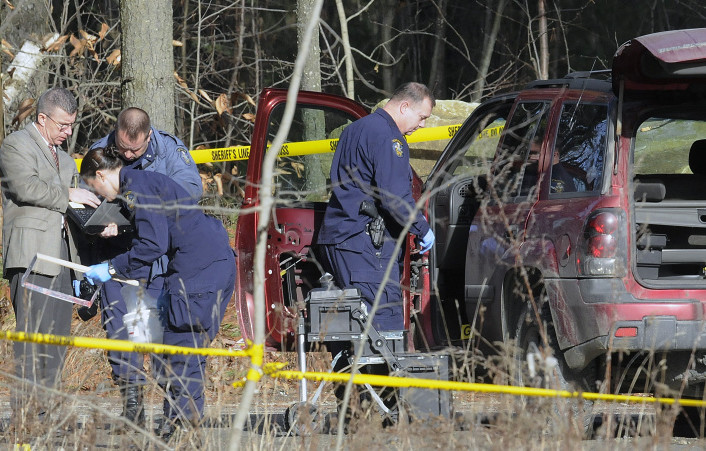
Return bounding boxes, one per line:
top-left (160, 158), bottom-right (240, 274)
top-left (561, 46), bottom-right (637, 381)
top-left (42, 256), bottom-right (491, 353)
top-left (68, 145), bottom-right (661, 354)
top-left (81, 146), bottom-right (235, 438)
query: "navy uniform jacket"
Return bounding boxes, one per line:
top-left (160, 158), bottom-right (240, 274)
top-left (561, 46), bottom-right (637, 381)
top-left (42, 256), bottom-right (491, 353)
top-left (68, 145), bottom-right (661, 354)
top-left (91, 127), bottom-right (202, 200)
top-left (318, 108), bottom-right (430, 245)
top-left (110, 169), bottom-right (232, 283)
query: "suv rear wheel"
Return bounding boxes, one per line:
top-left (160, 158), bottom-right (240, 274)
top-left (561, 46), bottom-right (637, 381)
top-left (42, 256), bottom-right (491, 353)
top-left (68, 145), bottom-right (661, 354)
top-left (514, 291), bottom-right (571, 391)
top-left (513, 283), bottom-right (594, 435)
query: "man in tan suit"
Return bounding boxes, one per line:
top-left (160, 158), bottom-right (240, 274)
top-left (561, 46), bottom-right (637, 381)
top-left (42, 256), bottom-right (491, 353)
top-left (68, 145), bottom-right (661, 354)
top-left (0, 87), bottom-right (100, 417)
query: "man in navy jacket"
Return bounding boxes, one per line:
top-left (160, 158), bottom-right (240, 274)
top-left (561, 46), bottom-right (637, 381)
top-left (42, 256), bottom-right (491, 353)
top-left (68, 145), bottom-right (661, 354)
top-left (317, 82), bottom-right (435, 332)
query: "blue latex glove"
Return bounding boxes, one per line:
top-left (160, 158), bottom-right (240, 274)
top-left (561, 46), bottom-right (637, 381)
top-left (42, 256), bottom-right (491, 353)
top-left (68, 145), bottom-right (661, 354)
top-left (420, 229), bottom-right (435, 254)
top-left (72, 279), bottom-right (81, 297)
top-left (85, 263), bottom-right (111, 284)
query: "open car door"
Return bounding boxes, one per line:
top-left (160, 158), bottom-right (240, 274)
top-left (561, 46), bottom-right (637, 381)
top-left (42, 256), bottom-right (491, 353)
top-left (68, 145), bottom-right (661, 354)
top-left (234, 89), bottom-right (368, 349)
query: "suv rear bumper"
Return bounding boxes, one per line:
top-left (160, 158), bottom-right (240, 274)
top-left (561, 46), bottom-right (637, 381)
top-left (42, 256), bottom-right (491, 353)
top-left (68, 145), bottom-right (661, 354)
top-left (547, 278), bottom-right (706, 369)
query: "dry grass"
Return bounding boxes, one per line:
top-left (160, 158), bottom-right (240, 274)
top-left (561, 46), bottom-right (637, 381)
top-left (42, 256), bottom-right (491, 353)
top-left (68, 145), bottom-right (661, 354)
top-left (0, 238), bottom-right (705, 448)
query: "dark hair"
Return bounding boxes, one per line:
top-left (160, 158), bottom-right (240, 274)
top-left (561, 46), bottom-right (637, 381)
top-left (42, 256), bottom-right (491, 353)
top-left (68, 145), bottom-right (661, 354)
top-left (116, 107), bottom-right (151, 140)
top-left (390, 82), bottom-right (436, 108)
top-left (80, 146), bottom-right (125, 179)
top-left (36, 87), bottom-right (77, 121)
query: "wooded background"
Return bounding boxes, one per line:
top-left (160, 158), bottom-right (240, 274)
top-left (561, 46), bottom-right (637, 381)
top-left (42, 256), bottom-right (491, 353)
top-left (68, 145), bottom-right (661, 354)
top-left (2, 0), bottom-right (706, 158)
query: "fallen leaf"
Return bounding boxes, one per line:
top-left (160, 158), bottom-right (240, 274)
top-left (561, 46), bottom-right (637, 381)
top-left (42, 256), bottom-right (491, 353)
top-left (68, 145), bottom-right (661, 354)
top-left (98, 23), bottom-right (109, 41)
top-left (198, 89), bottom-right (214, 104)
top-left (172, 40), bottom-right (183, 47)
top-left (44, 34), bottom-right (68, 52)
top-left (12, 98), bottom-right (35, 127)
top-left (79, 29), bottom-right (97, 43)
top-left (290, 162), bottom-right (305, 178)
top-left (174, 72), bottom-right (199, 103)
top-left (69, 34), bottom-right (86, 57)
top-left (174, 72), bottom-right (186, 86)
top-left (242, 113), bottom-right (256, 122)
top-left (1, 38), bottom-right (15, 59)
top-left (17, 97), bottom-right (34, 111)
top-left (215, 93), bottom-right (232, 116)
top-left (106, 49), bottom-right (121, 65)
top-left (236, 91), bottom-right (256, 106)
top-left (3, 0), bottom-right (14, 11)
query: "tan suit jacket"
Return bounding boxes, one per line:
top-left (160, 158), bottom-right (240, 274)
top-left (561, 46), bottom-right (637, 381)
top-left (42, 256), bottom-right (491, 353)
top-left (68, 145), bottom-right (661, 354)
top-left (0, 123), bottom-right (81, 276)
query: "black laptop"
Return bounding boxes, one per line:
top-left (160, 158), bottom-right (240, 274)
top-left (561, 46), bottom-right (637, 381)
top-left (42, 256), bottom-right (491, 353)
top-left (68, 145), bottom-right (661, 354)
top-left (67, 200), bottom-right (133, 235)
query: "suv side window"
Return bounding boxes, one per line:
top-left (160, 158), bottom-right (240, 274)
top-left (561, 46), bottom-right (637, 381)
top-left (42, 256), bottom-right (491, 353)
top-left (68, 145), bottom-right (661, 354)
top-left (550, 102), bottom-right (608, 196)
top-left (491, 101), bottom-right (550, 202)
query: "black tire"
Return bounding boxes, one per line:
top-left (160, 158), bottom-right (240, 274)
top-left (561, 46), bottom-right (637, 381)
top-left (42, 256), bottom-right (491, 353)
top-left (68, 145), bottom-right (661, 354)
top-left (514, 288), bottom-right (594, 436)
top-left (284, 402), bottom-right (322, 436)
top-left (514, 299), bottom-right (572, 391)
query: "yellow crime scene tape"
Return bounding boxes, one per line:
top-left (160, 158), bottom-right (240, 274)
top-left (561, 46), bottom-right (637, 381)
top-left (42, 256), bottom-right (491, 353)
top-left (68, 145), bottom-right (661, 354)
top-left (74, 124), bottom-right (505, 169)
top-left (1, 328), bottom-right (704, 407)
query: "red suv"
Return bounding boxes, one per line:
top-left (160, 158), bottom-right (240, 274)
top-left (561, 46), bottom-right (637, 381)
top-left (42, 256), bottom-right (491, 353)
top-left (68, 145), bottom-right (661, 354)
top-left (235, 28), bottom-right (706, 397)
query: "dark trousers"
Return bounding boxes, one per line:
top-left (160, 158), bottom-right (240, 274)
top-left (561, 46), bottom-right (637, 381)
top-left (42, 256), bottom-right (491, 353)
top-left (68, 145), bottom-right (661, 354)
top-left (9, 237), bottom-right (72, 402)
top-left (154, 256), bottom-right (235, 424)
top-left (101, 277), bottom-right (163, 384)
top-left (320, 231), bottom-right (405, 331)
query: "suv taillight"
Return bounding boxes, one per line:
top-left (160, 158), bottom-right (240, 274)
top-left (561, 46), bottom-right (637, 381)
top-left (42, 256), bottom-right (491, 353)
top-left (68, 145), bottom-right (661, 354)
top-left (580, 209), bottom-right (626, 277)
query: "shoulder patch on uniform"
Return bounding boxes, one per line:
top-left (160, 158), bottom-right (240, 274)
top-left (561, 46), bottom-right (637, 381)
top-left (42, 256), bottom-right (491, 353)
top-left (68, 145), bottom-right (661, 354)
top-left (177, 147), bottom-right (193, 165)
top-left (123, 191), bottom-right (136, 210)
top-left (392, 139), bottom-right (404, 158)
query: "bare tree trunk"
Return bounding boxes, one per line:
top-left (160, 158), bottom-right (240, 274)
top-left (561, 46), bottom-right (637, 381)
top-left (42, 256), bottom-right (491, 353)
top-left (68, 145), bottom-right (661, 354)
top-left (297, 0), bottom-right (326, 198)
top-left (381, 0), bottom-right (396, 94)
top-left (0, 52), bottom-right (4, 146)
top-left (428, 0), bottom-right (447, 99)
top-left (298, 0), bottom-right (322, 93)
top-left (471, 0), bottom-right (508, 102)
top-left (120, 0), bottom-right (175, 133)
top-left (335, 0), bottom-right (354, 99)
top-left (176, 0), bottom-right (190, 136)
top-left (537, 0), bottom-right (549, 80)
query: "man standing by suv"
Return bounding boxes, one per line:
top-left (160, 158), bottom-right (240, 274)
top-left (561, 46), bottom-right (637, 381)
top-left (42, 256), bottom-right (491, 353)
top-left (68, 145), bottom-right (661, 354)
top-left (317, 82), bottom-right (435, 333)
top-left (317, 82), bottom-right (435, 425)
top-left (89, 107), bottom-right (202, 425)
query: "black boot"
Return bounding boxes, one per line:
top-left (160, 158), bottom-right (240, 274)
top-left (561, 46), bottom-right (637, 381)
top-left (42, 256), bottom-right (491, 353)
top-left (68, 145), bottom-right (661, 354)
top-left (120, 384), bottom-right (145, 426)
top-left (156, 418), bottom-right (180, 442)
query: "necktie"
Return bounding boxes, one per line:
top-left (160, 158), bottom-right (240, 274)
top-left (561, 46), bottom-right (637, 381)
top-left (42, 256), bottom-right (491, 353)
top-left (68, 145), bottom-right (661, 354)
top-left (49, 145), bottom-right (59, 169)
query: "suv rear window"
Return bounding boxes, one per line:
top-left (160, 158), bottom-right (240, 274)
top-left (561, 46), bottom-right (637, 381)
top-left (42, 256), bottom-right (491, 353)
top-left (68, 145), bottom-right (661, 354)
top-left (634, 116), bottom-right (706, 201)
top-left (635, 117), bottom-right (706, 176)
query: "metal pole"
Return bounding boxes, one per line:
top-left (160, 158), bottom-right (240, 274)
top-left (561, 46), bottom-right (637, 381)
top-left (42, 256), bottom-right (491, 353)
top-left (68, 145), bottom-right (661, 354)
top-left (297, 314), bottom-right (308, 403)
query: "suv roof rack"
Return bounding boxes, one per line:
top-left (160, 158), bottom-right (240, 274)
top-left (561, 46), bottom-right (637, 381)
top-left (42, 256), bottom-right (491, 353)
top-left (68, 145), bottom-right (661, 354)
top-left (565, 69), bottom-right (612, 79)
top-left (526, 74), bottom-right (612, 92)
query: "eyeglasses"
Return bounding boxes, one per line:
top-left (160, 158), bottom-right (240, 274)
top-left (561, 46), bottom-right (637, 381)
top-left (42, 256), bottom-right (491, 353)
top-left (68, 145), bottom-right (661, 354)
top-left (45, 114), bottom-right (74, 132)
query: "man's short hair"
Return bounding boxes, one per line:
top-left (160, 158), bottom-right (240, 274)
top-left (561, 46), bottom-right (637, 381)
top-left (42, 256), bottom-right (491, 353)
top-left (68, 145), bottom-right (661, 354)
top-left (116, 107), bottom-right (151, 140)
top-left (390, 82), bottom-right (436, 108)
top-left (36, 87), bottom-right (77, 120)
